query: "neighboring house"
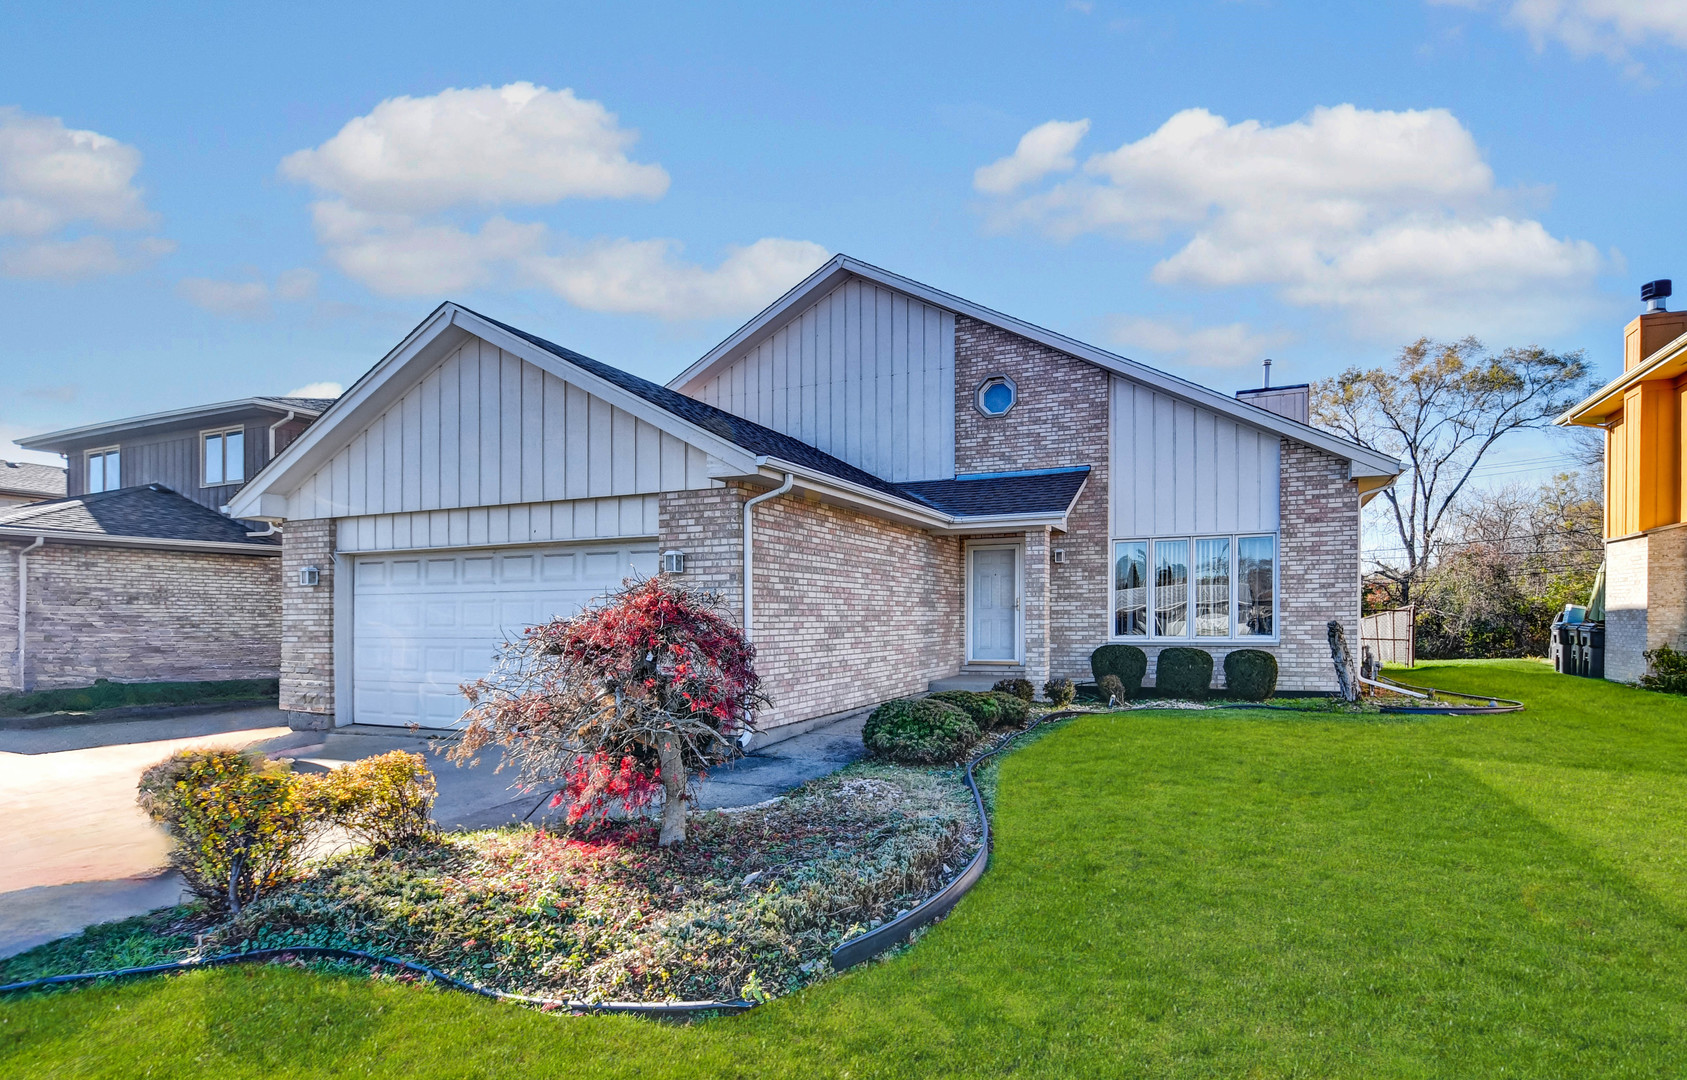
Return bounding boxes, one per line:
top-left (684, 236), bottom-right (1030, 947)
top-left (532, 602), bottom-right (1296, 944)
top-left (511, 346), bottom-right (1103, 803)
top-left (1, 397), bottom-right (335, 692)
top-left (1559, 280), bottom-right (1687, 682)
top-left (0, 460), bottom-right (66, 510)
top-left (231, 257), bottom-right (1400, 737)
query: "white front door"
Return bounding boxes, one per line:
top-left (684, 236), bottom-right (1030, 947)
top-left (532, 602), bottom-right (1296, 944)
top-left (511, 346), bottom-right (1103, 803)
top-left (969, 546), bottom-right (1020, 662)
top-left (351, 542), bottom-right (658, 727)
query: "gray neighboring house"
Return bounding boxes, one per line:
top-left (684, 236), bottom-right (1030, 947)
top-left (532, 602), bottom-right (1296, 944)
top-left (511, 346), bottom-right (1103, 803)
top-left (0, 460), bottom-right (66, 510)
top-left (2, 397), bottom-right (335, 692)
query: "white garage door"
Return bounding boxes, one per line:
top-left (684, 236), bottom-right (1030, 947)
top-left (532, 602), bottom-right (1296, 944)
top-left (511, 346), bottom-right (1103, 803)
top-left (352, 543), bottom-right (659, 727)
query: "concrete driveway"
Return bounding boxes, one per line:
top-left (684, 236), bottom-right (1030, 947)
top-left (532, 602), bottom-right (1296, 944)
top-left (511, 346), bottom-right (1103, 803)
top-left (0, 706), bottom-right (867, 960)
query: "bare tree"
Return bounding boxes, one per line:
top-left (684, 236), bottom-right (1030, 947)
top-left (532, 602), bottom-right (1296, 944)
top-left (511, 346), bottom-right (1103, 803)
top-left (1313, 338), bottom-right (1593, 602)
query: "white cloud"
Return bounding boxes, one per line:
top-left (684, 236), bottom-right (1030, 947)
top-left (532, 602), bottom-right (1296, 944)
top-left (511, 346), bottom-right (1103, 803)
top-left (285, 83), bottom-right (826, 319)
top-left (177, 267), bottom-right (320, 319)
top-left (280, 82), bottom-right (669, 214)
top-left (1433, 0), bottom-right (1687, 61)
top-left (1, 235), bottom-right (125, 279)
top-left (984, 105), bottom-right (1608, 340)
top-left (285, 381), bottom-right (343, 398)
top-left (974, 119), bottom-right (1091, 194)
top-left (1106, 316), bottom-right (1296, 369)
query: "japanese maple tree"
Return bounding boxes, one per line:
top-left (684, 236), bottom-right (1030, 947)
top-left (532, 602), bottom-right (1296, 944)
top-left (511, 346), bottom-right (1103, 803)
top-left (450, 576), bottom-right (767, 846)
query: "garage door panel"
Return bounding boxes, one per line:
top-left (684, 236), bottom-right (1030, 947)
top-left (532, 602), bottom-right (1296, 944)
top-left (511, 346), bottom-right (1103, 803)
top-left (353, 543), bottom-right (656, 727)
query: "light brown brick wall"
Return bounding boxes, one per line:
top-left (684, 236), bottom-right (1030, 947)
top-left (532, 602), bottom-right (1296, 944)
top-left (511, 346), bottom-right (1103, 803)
top-left (1603, 524), bottom-right (1687, 683)
top-left (280, 519), bottom-right (335, 716)
top-left (1276, 441), bottom-right (1361, 692)
top-left (660, 484), bottom-right (962, 731)
top-left (953, 316), bottom-right (1110, 682)
top-left (0, 539), bottom-right (280, 692)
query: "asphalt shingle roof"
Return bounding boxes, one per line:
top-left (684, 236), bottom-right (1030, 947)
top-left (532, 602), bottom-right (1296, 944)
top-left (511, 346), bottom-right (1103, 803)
top-left (261, 396), bottom-right (340, 412)
top-left (0, 484), bottom-right (280, 546)
top-left (473, 309), bottom-right (1089, 522)
top-left (0, 461), bottom-right (67, 499)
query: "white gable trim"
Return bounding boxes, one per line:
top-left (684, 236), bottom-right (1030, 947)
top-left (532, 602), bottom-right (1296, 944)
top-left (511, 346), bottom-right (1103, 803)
top-left (229, 304), bottom-right (760, 521)
top-left (672, 255), bottom-right (1402, 480)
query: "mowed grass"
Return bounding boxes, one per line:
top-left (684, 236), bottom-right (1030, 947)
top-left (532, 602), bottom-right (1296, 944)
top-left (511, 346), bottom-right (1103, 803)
top-left (5, 659), bottom-right (1686, 1078)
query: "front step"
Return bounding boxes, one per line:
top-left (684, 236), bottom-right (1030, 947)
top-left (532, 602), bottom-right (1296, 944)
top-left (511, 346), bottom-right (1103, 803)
top-left (929, 673), bottom-right (1015, 692)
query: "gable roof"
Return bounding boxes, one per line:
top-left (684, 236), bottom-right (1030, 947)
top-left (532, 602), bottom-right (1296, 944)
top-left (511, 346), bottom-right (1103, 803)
top-left (671, 254), bottom-right (1401, 481)
top-left (0, 484), bottom-right (280, 552)
top-left (17, 396), bottom-right (337, 452)
top-left (0, 460), bottom-right (67, 500)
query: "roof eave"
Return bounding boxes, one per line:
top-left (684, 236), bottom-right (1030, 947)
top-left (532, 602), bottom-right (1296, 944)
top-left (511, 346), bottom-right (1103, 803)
top-left (0, 527), bottom-right (281, 555)
top-left (17, 398), bottom-right (330, 451)
top-left (1557, 329), bottom-right (1687, 427)
top-left (749, 457), bottom-right (1081, 534)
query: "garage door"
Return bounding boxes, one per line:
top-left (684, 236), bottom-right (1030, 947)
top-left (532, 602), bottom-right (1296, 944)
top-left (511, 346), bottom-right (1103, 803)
top-left (352, 543), bottom-right (659, 727)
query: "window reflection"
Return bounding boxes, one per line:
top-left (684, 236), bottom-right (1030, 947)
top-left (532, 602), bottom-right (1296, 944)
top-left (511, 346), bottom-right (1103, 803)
top-left (1114, 541), bottom-right (1147, 636)
top-left (1153, 539), bottom-right (1189, 637)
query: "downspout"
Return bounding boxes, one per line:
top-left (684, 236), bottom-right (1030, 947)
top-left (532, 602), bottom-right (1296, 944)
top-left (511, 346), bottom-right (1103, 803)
top-left (16, 535), bottom-right (43, 692)
top-left (742, 473), bottom-right (794, 642)
top-left (267, 410), bottom-right (296, 460)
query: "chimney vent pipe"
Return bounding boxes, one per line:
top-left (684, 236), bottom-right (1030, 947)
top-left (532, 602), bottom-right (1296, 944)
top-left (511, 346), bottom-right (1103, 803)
top-left (1642, 279), bottom-right (1672, 313)
top-left (1262, 357), bottom-right (1273, 389)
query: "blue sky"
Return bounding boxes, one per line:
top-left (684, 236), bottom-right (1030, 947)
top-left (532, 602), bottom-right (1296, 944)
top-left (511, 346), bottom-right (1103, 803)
top-left (3, 0), bottom-right (1684, 488)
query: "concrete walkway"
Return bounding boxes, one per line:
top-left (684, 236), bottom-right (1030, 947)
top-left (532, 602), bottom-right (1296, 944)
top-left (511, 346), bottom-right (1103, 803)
top-left (0, 705), bottom-right (868, 959)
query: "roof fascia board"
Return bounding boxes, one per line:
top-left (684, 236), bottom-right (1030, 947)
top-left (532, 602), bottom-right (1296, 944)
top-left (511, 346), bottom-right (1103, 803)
top-left (672, 256), bottom-right (1400, 478)
top-left (0, 527), bottom-right (280, 555)
top-left (17, 398), bottom-right (329, 451)
top-left (1557, 329), bottom-right (1687, 426)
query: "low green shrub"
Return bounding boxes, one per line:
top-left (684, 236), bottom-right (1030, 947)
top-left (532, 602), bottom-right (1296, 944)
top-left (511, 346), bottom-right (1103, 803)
top-left (1155, 648), bottom-right (1214, 700)
top-left (300, 751), bottom-right (438, 852)
top-left (1097, 674), bottom-right (1127, 705)
top-left (1222, 649), bottom-right (1279, 702)
top-left (1043, 678), bottom-right (1076, 707)
top-left (1641, 642), bottom-right (1687, 695)
top-left (0, 677), bottom-right (280, 718)
top-left (929, 690), bottom-right (1028, 729)
top-left (992, 678), bottom-right (1035, 702)
top-left (1090, 644), bottom-right (1147, 698)
top-left (863, 698), bottom-right (981, 764)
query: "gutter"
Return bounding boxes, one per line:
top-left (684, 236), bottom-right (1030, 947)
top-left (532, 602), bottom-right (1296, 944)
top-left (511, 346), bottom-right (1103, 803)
top-left (15, 535), bottom-right (43, 691)
top-left (267, 410), bottom-right (296, 459)
top-left (0, 527), bottom-right (281, 556)
top-left (742, 473), bottom-right (795, 640)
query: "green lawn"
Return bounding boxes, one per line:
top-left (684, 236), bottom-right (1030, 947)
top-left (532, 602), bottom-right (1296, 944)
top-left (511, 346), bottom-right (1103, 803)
top-left (5, 659), bottom-right (1687, 1078)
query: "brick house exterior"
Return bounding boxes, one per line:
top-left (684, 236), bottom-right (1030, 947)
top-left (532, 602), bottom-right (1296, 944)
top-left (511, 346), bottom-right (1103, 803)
top-left (236, 259), bottom-right (1398, 735)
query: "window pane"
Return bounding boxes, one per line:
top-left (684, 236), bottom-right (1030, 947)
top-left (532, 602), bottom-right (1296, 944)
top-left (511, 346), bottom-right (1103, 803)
top-left (1154, 539), bottom-right (1189, 637)
top-left (204, 433), bottom-right (223, 485)
top-left (87, 454), bottom-right (102, 493)
top-left (1194, 537), bottom-right (1231, 637)
top-left (1113, 541), bottom-right (1148, 636)
top-left (1238, 535), bottom-right (1275, 636)
top-left (981, 381), bottom-right (1014, 414)
top-left (107, 451), bottom-right (118, 489)
top-left (225, 430), bottom-right (245, 482)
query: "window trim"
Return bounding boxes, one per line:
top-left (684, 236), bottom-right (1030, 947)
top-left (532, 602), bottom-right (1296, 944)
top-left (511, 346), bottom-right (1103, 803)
top-left (972, 374), bottom-right (1018, 418)
top-left (85, 446), bottom-right (120, 494)
top-left (1110, 532), bottom-right (1279, 644)
top-left (201, 426), bottom-right (247, 487)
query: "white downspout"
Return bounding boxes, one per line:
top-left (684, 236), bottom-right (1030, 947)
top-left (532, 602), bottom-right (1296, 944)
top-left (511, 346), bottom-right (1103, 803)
top-left (267, 410), bottom-right (296, 460)
top-left (16, 535), bottom-right (43, 691)
top-left (742, 473), bottom-right (794, 642)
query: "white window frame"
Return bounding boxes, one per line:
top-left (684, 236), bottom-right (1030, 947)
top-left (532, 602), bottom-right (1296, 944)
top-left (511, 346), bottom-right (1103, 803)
top-left (85, 446), bottom-right (120, 493)
top-left (964, 541), bottom-right (1025, 665)
top-left (1109, 532), bottom-right (1279, 644)
top-left (201, 426), bottom-right (247, 487)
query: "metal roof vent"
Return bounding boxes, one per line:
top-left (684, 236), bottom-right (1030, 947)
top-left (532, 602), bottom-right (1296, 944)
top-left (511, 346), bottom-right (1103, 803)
top-left (1642, 279), bottom-right (1672, 313)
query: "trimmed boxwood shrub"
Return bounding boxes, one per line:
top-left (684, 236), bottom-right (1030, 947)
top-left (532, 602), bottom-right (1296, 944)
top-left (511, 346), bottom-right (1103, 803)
top-left (1223, 649), bottom-right (1279, 702)
top-left (863, 698), bottom-right (981, 764)
top-left (992, 678), bottom-right (1035, 703)
top-left (1155, 647), bottom-right (1213, 700)
top-left (1043, 678), bottom-right (1076, 707)
top-left (1090, 644), bottom-right (1147, 699)
top-left (929, 690), bottom-right (1029, 729)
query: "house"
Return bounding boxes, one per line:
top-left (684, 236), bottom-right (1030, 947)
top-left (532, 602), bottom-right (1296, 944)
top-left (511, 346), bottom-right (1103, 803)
top-left (230, 257), bottom-right (1401, 737)
top-left (1, 396), bottom-right (335, 692)
top-left (0, 461), bottom-right (66, 510)
top-left (1558, 279), bottom-right (1687, 682)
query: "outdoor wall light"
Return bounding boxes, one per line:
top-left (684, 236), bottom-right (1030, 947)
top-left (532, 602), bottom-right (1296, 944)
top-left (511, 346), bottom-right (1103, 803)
top-left (1052, 548), bottom-right (1067, 564)
top-left (662, 550), bottom-right (686, 574)
top-left (298, 566), bottom-right (321, 586)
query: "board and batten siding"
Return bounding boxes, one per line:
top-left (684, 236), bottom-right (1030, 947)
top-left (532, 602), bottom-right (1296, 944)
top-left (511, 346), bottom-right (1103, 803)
top-left (680, 276), bottom-right (957, 483)
top-left (286, 336), bottom-right (715, 521)
top-left (336, 495), bottom-right (660, 553)
top-left (1110, 377), bottom-right (1280, 537)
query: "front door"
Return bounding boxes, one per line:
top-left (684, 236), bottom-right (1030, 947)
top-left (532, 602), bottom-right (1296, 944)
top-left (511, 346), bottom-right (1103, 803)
top-left (970, 546), bottom-right (1020, 662)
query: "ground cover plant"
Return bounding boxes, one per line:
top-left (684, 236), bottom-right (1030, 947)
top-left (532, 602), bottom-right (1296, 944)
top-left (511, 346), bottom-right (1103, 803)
top-left (0, 677), bottom-right (279, 718)
top-left (7, 660), bottom-right (1687, 1077)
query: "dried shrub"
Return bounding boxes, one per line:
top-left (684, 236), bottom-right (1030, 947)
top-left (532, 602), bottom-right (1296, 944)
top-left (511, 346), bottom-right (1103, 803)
top-left (302, 751), bottom-right (437, 853)
top-left (991, 678), bottom-right (1035, 703)
top-left (1097, 674), bottom-right (1127, 706)
top-left (1042, 678), bottom-right (1076, 707)
top-left (863, 698), bottom-right (980, 764)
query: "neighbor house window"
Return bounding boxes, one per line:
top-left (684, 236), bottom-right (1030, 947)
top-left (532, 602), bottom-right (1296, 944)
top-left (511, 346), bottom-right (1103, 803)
top-left (975, 375), bottom-right (1018, 416)
top-left (1112, 533), bottom-right (1277, 640)
top-left (86, 447), bottom-right (119, 493)
top-left (203, 427), bottom-right (245, 486)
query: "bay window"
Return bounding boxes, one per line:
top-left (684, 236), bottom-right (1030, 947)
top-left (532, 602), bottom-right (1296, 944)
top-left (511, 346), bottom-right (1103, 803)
top-left (1112, 533), bottom-right (1276, 640)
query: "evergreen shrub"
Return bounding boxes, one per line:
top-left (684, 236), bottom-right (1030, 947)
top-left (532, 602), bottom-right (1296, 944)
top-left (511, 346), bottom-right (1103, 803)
top-left (1155, 648), bottom-right (1214, 699)
top-left (1090, 644), bottom-right (1147, 698)
top-left (1222, 649), bottom-right (1279, 702)
top-left (862, 698), bottom-right (981, 764)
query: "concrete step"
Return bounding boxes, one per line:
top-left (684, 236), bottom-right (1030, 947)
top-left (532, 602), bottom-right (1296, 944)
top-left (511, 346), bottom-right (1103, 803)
top-left (929, 674), bottom-right (1013, 691)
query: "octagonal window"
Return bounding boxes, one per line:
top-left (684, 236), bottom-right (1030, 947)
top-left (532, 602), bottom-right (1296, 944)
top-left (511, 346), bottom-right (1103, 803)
top-left (976, 375), bottom-right (1017, 417)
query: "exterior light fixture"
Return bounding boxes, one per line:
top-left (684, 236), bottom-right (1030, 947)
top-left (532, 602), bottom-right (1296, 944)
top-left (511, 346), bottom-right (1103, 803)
top-left (662, 550), bottom-right (686, 574)
top-left (298, 566), bottom-right (321, 587)
top-left (1052, 548), bottom-right (1067, 564)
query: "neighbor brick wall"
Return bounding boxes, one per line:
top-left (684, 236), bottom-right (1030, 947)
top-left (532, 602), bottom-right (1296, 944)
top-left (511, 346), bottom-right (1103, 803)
top-left (280, 519), bottom-right (335, 719)
top-left (0, 539), bottom-right (279, 692)
top-left (954, 316), bottom-right (1110, 682)
top-left (1276, 441), bottom-right (1362, 692)
top-left (660, 483), bottom-right (962, 731)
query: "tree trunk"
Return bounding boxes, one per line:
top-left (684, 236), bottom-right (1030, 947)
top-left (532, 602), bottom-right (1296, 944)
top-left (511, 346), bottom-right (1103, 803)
top-left (656, 732), bottom-right (687, 847)
top-left (1328, 621), bottom-right (1359, 703)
